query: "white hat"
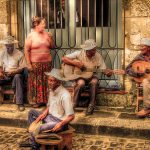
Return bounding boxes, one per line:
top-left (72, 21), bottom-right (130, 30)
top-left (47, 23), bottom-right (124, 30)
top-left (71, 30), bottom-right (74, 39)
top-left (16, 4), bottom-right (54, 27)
top-left (0, 35), bottom-right (18, 45)
top-left (81, 39), bottom-right (97, 51)
top-left (140, 38), bottom-right (150, 46)
top-left (45, 68), bottom-right (69, 81)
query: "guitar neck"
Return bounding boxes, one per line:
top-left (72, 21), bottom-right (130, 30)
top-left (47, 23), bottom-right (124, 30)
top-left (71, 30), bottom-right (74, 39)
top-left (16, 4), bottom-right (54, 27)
top-left (85, 68), bottom-right (125, 75)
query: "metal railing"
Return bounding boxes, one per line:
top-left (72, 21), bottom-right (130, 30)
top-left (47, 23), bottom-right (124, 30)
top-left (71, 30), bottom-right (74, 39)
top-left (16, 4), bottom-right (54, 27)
top-left (9, 0), bottom-right (125, 89)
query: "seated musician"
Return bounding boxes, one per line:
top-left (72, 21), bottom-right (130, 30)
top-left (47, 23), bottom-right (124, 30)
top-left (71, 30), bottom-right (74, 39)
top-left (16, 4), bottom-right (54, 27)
top-left (62, 39), bottom-right (112, 115)
top-left (126, 38), bottom-right (150, 117)
top-left (0, 36), bottom-right (27, 111)
top-left (20, 69), bottom-right (74, 149)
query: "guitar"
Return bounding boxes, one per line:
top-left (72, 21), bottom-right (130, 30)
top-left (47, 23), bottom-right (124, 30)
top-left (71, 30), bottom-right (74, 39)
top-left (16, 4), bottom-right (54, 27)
top-left (61, 63), bottom-right (124, 80)
top-left (131, 60), bottom-right (150, 83)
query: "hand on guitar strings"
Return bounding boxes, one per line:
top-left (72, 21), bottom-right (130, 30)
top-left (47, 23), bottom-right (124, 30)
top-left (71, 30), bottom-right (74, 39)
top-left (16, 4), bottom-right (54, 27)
top-left (75, 61), bottom-right (85, 69)
top-left (145, 69), bottom-right (150, 74)
top-left (136, 70), bottom-right (145, 77)
top-left (6, 72), bottom-right (15, 77)
top-left (104, 69), bottom-right (113, 77)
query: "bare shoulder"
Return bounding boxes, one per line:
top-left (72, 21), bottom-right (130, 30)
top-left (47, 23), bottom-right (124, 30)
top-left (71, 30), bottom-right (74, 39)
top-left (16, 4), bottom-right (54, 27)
top-left (26, 32), bottom-right (34, 41)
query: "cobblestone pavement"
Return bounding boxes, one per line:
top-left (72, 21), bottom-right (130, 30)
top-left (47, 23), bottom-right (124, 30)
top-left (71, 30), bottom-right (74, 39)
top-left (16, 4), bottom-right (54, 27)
top-left (0, 126), bottom-right (149, 150)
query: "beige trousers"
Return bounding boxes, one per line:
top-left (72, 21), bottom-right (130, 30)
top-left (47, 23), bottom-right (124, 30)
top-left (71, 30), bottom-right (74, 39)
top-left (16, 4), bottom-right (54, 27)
top-left (143, 78), bottom-right (150, 109)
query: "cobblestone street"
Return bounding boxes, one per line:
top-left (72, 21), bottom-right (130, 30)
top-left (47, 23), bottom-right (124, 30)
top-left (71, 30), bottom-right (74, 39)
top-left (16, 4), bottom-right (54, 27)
top-left (0, 126), bottom-right (149, 150)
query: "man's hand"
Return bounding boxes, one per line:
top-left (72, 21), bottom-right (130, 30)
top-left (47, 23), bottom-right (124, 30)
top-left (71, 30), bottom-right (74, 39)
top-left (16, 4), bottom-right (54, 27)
top-left (75, 61), bottom-right (85, 69)
top-left (0, 72), bottom-right (4, 79)
top-left (136, 71), bottom-right (145, 77)
top-left (104, 69), bottom-right (113, 77)
top-left (51, 122), bottom-right (63, 132)
top-left (35, 113), bottom-right (47, 123)
top-left (7, 71), bottom-right (16, 77)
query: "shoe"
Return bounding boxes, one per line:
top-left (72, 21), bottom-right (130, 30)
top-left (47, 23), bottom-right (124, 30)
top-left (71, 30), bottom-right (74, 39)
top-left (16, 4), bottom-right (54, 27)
top-left (18, 105), bottom-right (25, 111)
top-left (85, 104), bottom-right (95, 115)
top-left (136, 109), bottom-right (150, 118)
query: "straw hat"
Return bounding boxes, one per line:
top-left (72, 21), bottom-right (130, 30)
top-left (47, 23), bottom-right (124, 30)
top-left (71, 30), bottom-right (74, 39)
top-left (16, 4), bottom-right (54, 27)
top-left (81, 39), bottom-right (97, 51)
top-left (45, 68), bottom-right (71, 81)
top-left (0, 35), bottom-right (18, 45)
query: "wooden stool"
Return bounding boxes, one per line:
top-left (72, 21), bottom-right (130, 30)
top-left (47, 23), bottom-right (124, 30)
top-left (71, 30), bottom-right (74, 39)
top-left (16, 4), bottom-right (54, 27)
top-left (57, 126), bottom-right (75, 150)
top-left (36, 126), bottom-right (75, 150)
top-left (0, 83), bottom-right (15, 104)
top-left (136, 83), bottom-right (143, 112)
top-left (0, 84), bottom-right (16, 104)
top-left (35, 134), bottom-right (62, 150)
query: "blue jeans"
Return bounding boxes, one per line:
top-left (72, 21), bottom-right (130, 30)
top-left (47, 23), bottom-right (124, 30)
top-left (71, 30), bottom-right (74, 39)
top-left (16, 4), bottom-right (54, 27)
top-left (28, 109), bottom-right (68, 148)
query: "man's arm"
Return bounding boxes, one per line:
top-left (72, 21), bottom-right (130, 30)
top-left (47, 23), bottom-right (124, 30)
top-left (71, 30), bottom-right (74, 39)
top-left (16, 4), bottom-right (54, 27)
top-left (6, 68), bottom-right (23, 76)
top-left (62, 57), bottom-right (84, 69)
top-left (62, 51), bottom-right (84, 69)
top-left (35, 107), bottom-right (49, 123)
top-left (96, 53), bottom-right (112, 77)
top-left (51, 114), bottom-right (75, 132)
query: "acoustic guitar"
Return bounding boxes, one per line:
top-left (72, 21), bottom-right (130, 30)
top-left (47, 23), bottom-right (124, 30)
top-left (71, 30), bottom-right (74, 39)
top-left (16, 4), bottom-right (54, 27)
top-left (61, 63), bottom-right (124, 80)
top-left (131, 60), bottom-right (150, 83)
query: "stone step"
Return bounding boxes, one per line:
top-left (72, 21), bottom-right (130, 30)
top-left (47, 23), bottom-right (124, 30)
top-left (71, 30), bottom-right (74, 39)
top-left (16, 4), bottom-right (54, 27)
top-left (0, 104), bottom-right (150, 139)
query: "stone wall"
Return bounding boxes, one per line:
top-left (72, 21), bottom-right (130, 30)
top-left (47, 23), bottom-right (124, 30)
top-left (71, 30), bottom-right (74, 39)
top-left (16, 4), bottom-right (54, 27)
top-left (0, 0), bottom-right (9, 37)
top-left (0, 0), bottom-right (18, 50)
top-left (123, 0), bottom-right (150, 106)
top-left (0, 0), bottom-right (10, 49)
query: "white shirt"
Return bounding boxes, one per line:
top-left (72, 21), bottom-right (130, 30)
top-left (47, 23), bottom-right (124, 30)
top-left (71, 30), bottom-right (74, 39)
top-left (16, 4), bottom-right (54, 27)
top-left (66, 50), bottom-right (106, 70)
top-left (47, 85), bottom-right (74, 120)
top-left (0, 49), bottom-right (27, 72)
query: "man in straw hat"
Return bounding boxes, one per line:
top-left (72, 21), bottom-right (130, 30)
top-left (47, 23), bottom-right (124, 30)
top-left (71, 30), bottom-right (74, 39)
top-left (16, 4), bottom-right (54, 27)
top-left (0, 35), bottom-right (27, 111)
top-left (126, 37), bottom-right (150, 118)
top-left (20, 68), bottom-right (74, 149)
top-left (62, 39), bottom-right (112, 115)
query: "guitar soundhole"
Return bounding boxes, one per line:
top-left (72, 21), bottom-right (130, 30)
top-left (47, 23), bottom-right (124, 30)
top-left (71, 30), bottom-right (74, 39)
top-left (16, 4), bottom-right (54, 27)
top-left (145, 69), bottom-right (150, 74)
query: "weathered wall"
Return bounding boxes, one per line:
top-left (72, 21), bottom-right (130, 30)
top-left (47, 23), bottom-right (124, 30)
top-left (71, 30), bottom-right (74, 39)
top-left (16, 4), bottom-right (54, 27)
top-left (0, 0), bottom-right (9, 39)
top-left (122, 0), bottom-right (150, 106)
top-left (0, 0), bottom-right (18, 50)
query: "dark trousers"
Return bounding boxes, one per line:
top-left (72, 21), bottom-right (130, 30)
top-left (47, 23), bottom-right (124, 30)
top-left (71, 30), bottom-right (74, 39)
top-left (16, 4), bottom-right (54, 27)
top-left (74, 77), bottom-right (98, 107)
top-left (0, 74), bottom-right (24, 105)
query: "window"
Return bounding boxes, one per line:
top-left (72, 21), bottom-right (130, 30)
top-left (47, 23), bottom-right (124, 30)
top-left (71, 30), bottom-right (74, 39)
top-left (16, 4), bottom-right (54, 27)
top-left (36, 0), bottom-right (66, 28)
top-left (76, 0), bottom-right (110, 27)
